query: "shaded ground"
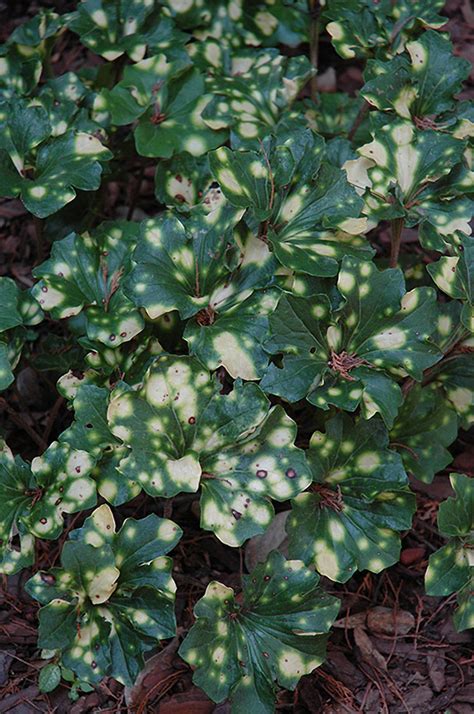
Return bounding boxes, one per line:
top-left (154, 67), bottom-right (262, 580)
top-left (0, 1), bottom-right (473, 712)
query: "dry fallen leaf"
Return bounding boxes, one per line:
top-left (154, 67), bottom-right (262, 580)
top-left (366, 606), bottom-right (415, 636)
top-left (354, 626), bottom-right (387, 671)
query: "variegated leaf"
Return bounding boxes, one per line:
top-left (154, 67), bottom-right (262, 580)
top-left (425, 474), bottom-right (474, 631)
top-left (179, 551), bottom-right (339, 713)
top-left (66, 0), bottom-right (175, 61)
top-left (125, 205), bottom-right (278, 378)
top-left (108, 355), bottom-right (311, 545)
top-left (324, 0), bottom-right (446, 60)
top-left (103, 56), bottom-right (225, 158)
top-left (32, 221), bottom-right (144, 346)
top-left (209, 129), bottom-right (371, 277)
top-left (26, 505), bottom-right (181, 685)
top-left (262, 257), bottom-right (442, 427)
top-left (202, 53), bottom-right (314, 148)
top-left (0, 98), bottom-right (112, 217)
top-left (287, 414), bottom-right (415, 582)
top-left (362, 31), bottom-right (470, 120)
top-left (390, 384), bottom-right (457, 483)
top-left (0, 441), bottom-right (96, 574)
top-left (0, 277), bottom-right (42, 390)
top-left (427, 237), bottom-right (474, 331)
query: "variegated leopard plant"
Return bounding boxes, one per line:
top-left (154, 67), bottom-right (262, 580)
top-left (0, 1), bottom-right (472, 710)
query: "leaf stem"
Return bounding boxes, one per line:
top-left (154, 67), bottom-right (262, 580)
top-left (389, 218), bottom-right (404, 268)
top-left (308, 0), bottom-right (321, 103)
top-left (33, 217), bottom-right (45, 264)
top-left (348, 100), bottom-right (370, 141)
top-left (0, 398), bottom-right (47, 451)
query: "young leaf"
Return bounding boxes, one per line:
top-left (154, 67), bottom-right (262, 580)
top-left (286, 414), bottom-right (415, 582)
top-left (154, 153), bottom-right (212, 209)
top-left (183, 288), bottom-right (279, 380)
top-left (179, 551), bottom-right (340, 713)
top-left (108, 355), bottom-right (311, 545)
top-left (425, 474), bottom-right (474, 631)
top-left (390, 384), bottom-right (457, 483)
top-left (36, 72), bottom-right (103, 138)
top-left (32, 221), bottom-right (144, 346)
top-left (261, 257), bottom-right (442, 427)
top-left (26, 505), bottom-right (182, 685)
top-left (209, 129), bottom-right (371, 277)
top-left (39, 663), bottom-right (62, 693)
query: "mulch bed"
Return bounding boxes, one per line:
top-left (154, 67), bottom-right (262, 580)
top-left (0, 1), bottom-right (473, 711)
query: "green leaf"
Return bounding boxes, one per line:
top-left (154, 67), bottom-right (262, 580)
top-left (209, 130), bottom-right (371, 277)
top-left (39, 663), bottom-right (62, 693)
top-left (32, 222), bottom-right (144, 346)
top-left (202, 53), bottom-right (314, 149)
top-left (66, 0), bottom-right (161, 61)
top-left (0, 45), bottom-right (42, 100)
top-left (59, 384), bottom-right (139, 506)
top-left (261, 257), bottom-right (441, 427)
top-left (179, 551), bottom-right (339, 713)
top-left (26, 442), bottom-right (97, 539)
top-left (362, 31), bottom-right (471, 120)
top-left (427, 238), bottom-right (474, 331)
top-left (287, 414), bottom-right (415, 582)
top-left (154, 153), bottom-right (212, 209)
top-left (0, 277), bottom-right (42, 389)
top-left (0, 98), bottom-right (112, 218)
top-left (438, 473), bottom-right (474, 537)
top-left (26, 504), bottom-right (181, 685)
top-left (8, 9), bottom-right (63, 49)
top-left (103, 57), bottom-right (225, 158)
top-left (0, 441), bottom-right (96, 576)
top-left (425, 474), bottom-right (474, 631)
top-left (454, 577), bottom-right (474, 631)
top-left (324, 0), bottom-right (446, 60)
top-left (184, 288), bottom-right (279, 380)
top-left (108, 355), bottom-right (311, 545)
top-left (390, 384), bottom-right (457, 483)
top-left (125, 205), bottom-right (278, 378)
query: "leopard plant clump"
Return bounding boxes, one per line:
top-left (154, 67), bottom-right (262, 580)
top-left (0, 1), bottom-right (473, 710)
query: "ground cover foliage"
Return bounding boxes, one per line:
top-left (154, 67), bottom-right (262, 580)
top-left (0, 0), bottom-right (473, 711)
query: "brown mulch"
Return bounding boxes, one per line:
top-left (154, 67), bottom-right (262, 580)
top-left (0, 1), bottom-right (473, 712)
